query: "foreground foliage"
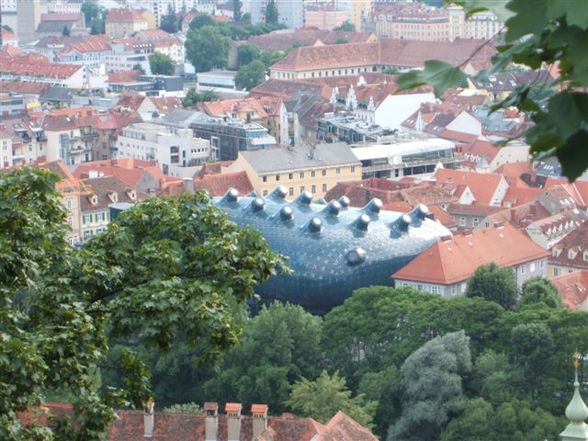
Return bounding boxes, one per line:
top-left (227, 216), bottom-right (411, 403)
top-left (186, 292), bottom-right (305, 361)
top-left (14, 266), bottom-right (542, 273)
top-left (397, 0), bottom-right (588, 181)
top-left (0, 168), bottom-right (283, 440)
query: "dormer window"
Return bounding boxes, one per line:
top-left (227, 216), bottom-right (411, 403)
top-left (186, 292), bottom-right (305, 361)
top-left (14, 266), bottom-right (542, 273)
top-left (89, 194), bottom-right (98, 206)
top-left (584, 251), bottom-right (588, 262)
top-left (108, 191), bottom-right (118, 203)
top-left (553, 248), bottom-right (562, 257)
top-left (127, 189), bottom-right (136, 201)
top-left (568, 249), bottom-right (578, 260)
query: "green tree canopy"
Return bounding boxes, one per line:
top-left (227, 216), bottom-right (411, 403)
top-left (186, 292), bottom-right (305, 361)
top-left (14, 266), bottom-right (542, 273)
top-left (203, 302), bottom-right (322, 412)
top-left (334, 21), bottom-right (354, 32)
top-left (387, 331), bottom-right (472, 441)
top-left (287, 370), bottom-right (377, 428)
top-left (149, 52), bottom-right (175, 75)
top-left (235, 60), bottom-right (267, 90)
top-left (182, 88), bottom-right (218, 108)
top-left (160, 4), bottom-right (179, 33)
top-left (233, 0), bottom-right (242, 21)
top-left (265, 0), bottom-right (278, 24)
top-left (441, 398), bottom-right (562, 441)
top-left (237, 43), bottom-right (261, 67)
top-left (0, 169), bottom-right (284, 440)
top-left (396, 0), bottom-right (588, 181)
top-left (465, 263), bottom-right (518, 309)
top-left (132, 63), bottom-right (145, 74)
top-left (520, 277), bottom-right (562, 309)
top-left (185, 25), bottom-right (230, 72)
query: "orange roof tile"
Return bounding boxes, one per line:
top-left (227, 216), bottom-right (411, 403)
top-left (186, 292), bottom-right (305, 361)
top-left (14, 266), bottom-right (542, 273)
top-left (435, 168), bottom-right (505, 206)
top-left (553, 270), bottom-right (588, 310)
top-left (393, 223), bottom-right (549, 285)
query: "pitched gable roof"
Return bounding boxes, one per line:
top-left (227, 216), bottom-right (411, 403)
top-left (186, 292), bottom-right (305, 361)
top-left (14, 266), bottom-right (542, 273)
top-left (553, 270), bottom-right (588, 310)
top-left (393, 224), bottom-right (548, 285)
top-left (435, 168), bottom-right (505, 205)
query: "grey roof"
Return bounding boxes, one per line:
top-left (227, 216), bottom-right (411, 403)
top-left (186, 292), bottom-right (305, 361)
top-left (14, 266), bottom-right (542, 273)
top-left (37, 21), bottom-right (75, 33)
top-left (40, 87), bottom-right (75, 103)
top-left (240, 144), bottom-right (361, 174)
top-left (159, 109), bottom-right (206, 127)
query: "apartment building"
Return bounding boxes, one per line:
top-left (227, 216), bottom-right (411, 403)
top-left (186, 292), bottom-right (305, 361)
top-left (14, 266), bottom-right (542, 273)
top-left (105, 8), bottom-right (156, 38)
top-left (393, 224), bottom-right (549, 296)
top-left (115, 122), bottom-right (211, 177)
top-left (0, 115), bottom-right (46, 168)
top-left (229, 143), bottom-right (362, 198)
top-left (249, 0), bottom-right (304, 29)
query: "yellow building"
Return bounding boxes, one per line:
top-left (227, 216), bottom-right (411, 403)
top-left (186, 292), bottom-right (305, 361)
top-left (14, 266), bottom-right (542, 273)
top-left (351, 0), bottom-right (373, 32)
top-left (105, 8), bottom-right (156, 38)
top-left (228, 144), bottom-right (362, 199)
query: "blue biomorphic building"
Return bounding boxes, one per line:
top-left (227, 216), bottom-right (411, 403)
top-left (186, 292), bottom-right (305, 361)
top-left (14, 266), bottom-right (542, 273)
top-left (214, 186), bottom-right (451, 313)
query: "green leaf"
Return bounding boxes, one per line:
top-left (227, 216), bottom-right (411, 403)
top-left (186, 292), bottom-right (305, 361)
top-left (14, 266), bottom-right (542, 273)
top-left (547, 0), bottom-right (588, 29)
top-left (556, 129), bottom-right (588, 182)
top-left (396, 60), bottom-right (468, 97)
top-left (457, 0), bottom-right (514, 22)
top-left (505, 0), bottom-right (549, 42)
top-left (547, 25), bottom-right (588, 86)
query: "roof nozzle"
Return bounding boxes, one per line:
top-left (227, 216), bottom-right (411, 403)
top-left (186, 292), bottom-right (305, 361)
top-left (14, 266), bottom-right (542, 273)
top-left (308, 217), bottom-right (322, 233)
top-left (251, 197), bottom-right (265, 212)
top-left (323, 200), bottom-right (341, 216)
top-left (410, 204), bottom-right (431, 221)
top-left (363, 198), bottom-right (383, 213)
top-left (394, 214), bottom-right (412, 231)
top-left (338, 196), bottom-right (350, 208)
top-left (346, 247), bottom-right (366, 265)
top-left (269, 185), bottom-right (288, 200)
top-left (221, 187), bottom-right (239, 203)
top-left (296, 191), bottom-right (313, 205)
top-left (280, 206), bottom-right (294, 220)
top-left (354, 213), bottom-right (371, 231)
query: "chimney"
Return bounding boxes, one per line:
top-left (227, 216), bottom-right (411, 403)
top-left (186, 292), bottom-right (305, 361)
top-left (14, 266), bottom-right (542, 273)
top-left (183, 177), bottom-right (194, 193)
top-left (251, 404), bottom-right (268, 440)
top-left (204, 402), bottom-right (218, 441)
top-left (225, 403), bottom-right (242, 441)
top-left (144, 400), bottom-right (154, 438)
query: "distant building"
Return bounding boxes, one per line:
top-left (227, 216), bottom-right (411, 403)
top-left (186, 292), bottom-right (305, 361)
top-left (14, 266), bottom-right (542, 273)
top-left (17, 0), bottom-right (41, 43)
top-left (228, 143), bottom-right (362, 198)
top-left (105, 8), bottom-right (156, 38)
top-left (270, 38), bottom-right (494, 80)
top-left (393, 224), bottom-right (549, 295)
top-left (190, 116), bottom-right (277, 161)
top-left (373, 3), bottom-right (501, 41)
top-left (80, 175), bottom-right (147, 242)
top-left (352, 137), bottom-right (458, 180)
top-left (249, 0), bottom-right (304, 29)
top-left (0, 93), bottom-right (26, 119)
top-left (548, 223), bottom-right (588, 278)
top-left (0, 115), bottom-right (46, 168)
top-left (115, 121), bottom-right (211, 177)
top-left (305, 8), bottom-right (348, 30)
top-left (553, 270), bottom-right (588, 311)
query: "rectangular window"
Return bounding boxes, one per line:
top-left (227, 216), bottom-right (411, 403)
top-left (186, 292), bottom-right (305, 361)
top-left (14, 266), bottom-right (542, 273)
top-left (300, 171), bottom-right (304, 179)
top-left (459, 217), bottom-right (466, 226)
top-left (311, 184), bottom-right (316, 193)
top-left (530, 262), bottom-right (536, 272)
top-left (336, 168), bottom-right (341, 175)
top-left (321, 169), bottom-right (327, 176)
top-left (520, 264), bottom-right (526, 274)
top-left (276, 174), bottom-right (280, 181)
top-left (311, 170), bottom-right (316, 178)
top-left (553, 267), bottom-right (560, 277)
top-left (351, 165), bottom-right (356, 173)
top-left (300, 186), bottom-right (305, 193)
top-left (289, 187), bottom-right (294, 196)
top-left (262, 176), bottom-right (267, 183)
top-left (322, 183), bottom-right (327, 193)
top-left (288, 173), bottom-right (293, 180)
top-left (473, 217), bottom-right (479, 227)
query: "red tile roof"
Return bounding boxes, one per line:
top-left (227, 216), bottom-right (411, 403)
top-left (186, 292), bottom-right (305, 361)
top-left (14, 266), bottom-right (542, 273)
top-left (0, 81), bottom-right (49, 95)
top-left (549, 223), bottom-right (588, 271)
top-left (553, 270), bottom-right (588, 310)
top-left (272, 38), bottom-right (494, 72)
top-left (107, 8), bottom-right (149, 23)
top-left (73, 158), bottom-right (165, 187)
top-left (435, 169), bottom-right (506, 206)
top-left (20, 402), bottom-right (376, 441)
top-left (0, 52), bottom-right (81, 80)
top-left (193, 171), bottom-right (254, 197)
top-left (393, 223), bottom-right (549, 285)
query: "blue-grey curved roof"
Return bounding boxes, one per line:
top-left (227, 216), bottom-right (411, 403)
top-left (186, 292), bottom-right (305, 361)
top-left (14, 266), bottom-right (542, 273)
top-left (214, 186), bottom-right (451, 313)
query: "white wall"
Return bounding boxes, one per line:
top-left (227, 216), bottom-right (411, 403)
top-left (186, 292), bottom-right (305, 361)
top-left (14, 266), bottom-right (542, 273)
top-left (446, 111), bottom-right (482, 136)
top-left (375, 93), bottom-right (436, 130)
